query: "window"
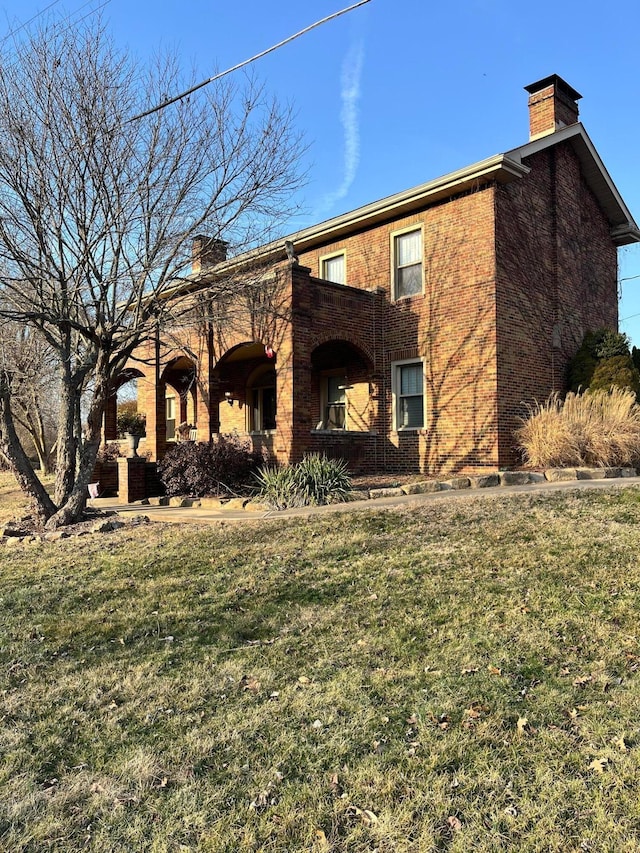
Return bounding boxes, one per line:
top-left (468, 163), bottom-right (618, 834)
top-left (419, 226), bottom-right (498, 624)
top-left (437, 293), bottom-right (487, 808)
top-left (249, 368), bottom-right (277, 432)
top-left (165, 394), bottom-right (176, 440)
top-left (324, 374), bottom-right (346, 429)
top-left (321, 252), bottom-right (346, 285)
top-left (393, 228), bottom-right (422, 299)
top-left (393, 360), bottom-right (424, 430)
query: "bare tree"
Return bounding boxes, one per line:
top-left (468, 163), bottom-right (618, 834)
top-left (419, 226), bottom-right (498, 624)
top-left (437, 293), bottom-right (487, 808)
top-left (0, 18), bottom-right (304, 527)
top-left (0, 320), bottom-right (58, 473)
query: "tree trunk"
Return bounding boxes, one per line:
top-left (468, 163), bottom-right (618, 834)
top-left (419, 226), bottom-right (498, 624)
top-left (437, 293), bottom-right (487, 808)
top-left (46, 354), bottom-right (109, 529)
top-left (54, 368), bottom-right (78, 505)
top-left (0, 374), bottom-right (56, 524)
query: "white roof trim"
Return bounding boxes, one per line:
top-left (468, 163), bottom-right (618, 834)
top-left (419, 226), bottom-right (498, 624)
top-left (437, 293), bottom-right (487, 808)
top-left (212, 154), bottom-right (531, 273)
top-left (197, 123), bottom-right (639, 285)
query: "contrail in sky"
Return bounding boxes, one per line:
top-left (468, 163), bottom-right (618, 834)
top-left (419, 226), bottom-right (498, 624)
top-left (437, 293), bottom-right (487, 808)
top-left (318, 39), bottom-right (365, 214)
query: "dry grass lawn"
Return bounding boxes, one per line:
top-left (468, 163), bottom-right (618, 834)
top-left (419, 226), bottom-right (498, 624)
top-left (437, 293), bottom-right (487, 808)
top-left (2, 472), bottom-right (640, 851)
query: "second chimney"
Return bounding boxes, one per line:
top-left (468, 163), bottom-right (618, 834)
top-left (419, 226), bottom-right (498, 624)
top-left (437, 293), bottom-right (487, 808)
top-left (524, 75), bottom-right (582, 141)
top-left (192, 235), bottom-right (228, 275)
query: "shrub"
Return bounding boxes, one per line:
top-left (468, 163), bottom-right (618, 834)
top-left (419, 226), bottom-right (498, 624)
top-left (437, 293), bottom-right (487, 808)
top-left (567, 328), bottom-right (634, 394)
top-left (158, 433), bottom-right (264, 497)
top-left (116, 408), bottom-right (146, 437)
top-left (589, 354), bottom-right (640, 397)
top-left (97, 442), bottom-right (124, 463)
top-left (594, 329), bottom-right (631, 360)
top-left (516, 388), bottom-right (640, 468)
top-left (256, 454), bottom-right (352, 509)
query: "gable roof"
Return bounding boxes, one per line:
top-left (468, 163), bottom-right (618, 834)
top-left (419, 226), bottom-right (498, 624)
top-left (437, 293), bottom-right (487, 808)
top-left (507, 123), bottom-right (640, 246)
top-left (196, 122), bottom-right (639, 284)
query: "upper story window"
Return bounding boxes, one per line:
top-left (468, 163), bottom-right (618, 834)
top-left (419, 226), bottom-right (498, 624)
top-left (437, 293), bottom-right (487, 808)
top-left (320, 252), bottom-right (346, 285)
top-left (393, 228), bottom-right (423, 299)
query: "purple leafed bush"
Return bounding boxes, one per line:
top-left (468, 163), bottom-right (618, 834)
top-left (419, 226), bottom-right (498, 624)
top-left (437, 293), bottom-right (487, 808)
top-left (158, 433), bottom-right (265, 497)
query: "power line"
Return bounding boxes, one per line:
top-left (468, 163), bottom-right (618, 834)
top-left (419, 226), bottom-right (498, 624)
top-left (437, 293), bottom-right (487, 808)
top-left (127, 0), bottom-right (372, 123)
top-left (1, 0), bottom-right (64, 46)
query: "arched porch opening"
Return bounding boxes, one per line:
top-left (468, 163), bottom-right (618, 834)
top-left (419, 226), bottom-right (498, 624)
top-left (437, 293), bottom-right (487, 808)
top-left (160, 355), bottom-right (198, 443)
top-left (310, 340), bottom-right (374, 433)
top-left (213, 341), bottom-right (277, 436)
top-left (104, 368), bottom-right (146, 442)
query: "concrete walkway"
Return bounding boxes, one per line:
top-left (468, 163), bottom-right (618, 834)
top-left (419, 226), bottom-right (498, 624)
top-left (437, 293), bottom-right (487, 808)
top-left (91, 474), bottom-right (640, 525)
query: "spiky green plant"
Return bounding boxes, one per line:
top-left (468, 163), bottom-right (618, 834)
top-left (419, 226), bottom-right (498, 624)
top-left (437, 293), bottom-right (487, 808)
top-left (256, 454), bottom-right (351, 509)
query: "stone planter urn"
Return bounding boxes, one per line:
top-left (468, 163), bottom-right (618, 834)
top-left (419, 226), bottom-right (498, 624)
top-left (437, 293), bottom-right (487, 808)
top-left (126, 432), bottom-right (143, 458)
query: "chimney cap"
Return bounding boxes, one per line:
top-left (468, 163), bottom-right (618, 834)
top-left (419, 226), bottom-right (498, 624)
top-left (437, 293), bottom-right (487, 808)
top-left (524, 74), bottom-right (582, 103)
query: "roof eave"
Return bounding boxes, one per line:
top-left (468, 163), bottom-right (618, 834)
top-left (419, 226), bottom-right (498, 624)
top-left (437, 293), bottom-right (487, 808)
top-left (507, 124), bottom-right (640, 245)
top-left (208, 153), bottom-right (531, 274)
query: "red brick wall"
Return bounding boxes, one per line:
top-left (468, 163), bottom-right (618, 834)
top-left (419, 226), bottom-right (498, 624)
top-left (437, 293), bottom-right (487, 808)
top-left (295, 188), bottom-right (500, 475)
top-left (495, 142), bottom-right (618, 466)
top-left (124, 141), bottom-right (619, 478)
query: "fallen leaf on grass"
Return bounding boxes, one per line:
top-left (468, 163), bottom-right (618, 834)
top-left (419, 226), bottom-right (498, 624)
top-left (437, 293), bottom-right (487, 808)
top-left (588, 758), bottom-right (609, 774)
top-left (436, 714), bottom-right (450, 730)
top-left (461, 666), bottom-right (479, 675)
top-left (488, 665), bottom-right (502, 676)
top-left (573, 675), bottom-right (593, 687)
top-left (516, 716), bottom-right (529, 735)
top-left (315, 828), bottom-right (330, 849)
top-left (612, 735), bottom-right (628, 753)
top-left (447, 816), bottom-right (462, 832)
top-left (347, 805), bottom-right (378, 826)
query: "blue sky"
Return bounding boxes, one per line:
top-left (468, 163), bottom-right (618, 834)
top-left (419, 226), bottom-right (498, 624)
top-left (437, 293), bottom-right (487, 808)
top-left (4, 0), bottom-right (640, 343)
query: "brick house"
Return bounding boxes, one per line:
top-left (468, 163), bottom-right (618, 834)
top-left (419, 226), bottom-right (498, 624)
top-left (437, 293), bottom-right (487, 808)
top-left (111, 75), bottom-right (639, 477)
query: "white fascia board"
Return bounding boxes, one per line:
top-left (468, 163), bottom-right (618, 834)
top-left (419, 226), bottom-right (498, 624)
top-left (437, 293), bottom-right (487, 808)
top-left (212, 154), bottom-right (531, 275)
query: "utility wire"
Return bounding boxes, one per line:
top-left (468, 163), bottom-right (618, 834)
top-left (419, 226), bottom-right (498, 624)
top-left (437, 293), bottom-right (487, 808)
top-left (1, 0), bottom-right (63, 45)
top-left (128, 0), bottom-right (372, 122)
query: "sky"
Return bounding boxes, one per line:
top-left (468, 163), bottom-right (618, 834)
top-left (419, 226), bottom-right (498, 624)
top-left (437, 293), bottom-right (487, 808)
top-left (3, 0), bottom-right (640, 343)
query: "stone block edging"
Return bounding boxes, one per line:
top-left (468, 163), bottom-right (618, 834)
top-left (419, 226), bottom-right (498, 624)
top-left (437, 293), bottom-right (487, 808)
top-left (137, 465), bottom-right (640, 512)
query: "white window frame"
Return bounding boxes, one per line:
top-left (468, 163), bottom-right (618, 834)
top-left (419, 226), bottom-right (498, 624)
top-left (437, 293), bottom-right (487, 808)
top-left (390, 225), bottom-right (424, 301)
top-left (165, 393), bottom-right (176, 441)
top-left (319, 371), bottom-right (348, 430)
top-left (391, 358), bottom-right (426, 431)
top-left (319, 250), bottom-right (346, 285)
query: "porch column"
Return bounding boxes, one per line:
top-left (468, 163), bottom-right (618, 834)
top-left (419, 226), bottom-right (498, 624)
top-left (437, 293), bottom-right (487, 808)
top-left (103, 391), bottom-right (118, 441)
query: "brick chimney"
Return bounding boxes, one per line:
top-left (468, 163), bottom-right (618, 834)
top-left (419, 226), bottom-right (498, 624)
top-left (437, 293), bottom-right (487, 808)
top-left (524, 75), bottom-right (582, 141)
top-left (191, 235), bottom-right (228, 274)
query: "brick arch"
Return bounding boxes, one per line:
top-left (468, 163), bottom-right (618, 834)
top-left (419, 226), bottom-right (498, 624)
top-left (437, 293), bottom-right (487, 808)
top-left (104, 368), bottom-right (147, 441)
top-left (214, 340), bottom-right (270, 368)
top-left (308, 335), bottom-right (374, 369)
top-left (160, 355), bottom-right (198, 436)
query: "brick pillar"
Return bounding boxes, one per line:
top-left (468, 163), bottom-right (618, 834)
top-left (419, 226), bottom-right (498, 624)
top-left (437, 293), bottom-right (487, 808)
top-left (117, 457), bottom-right (147, 503)
top-left (104, 392), bottom-right (118, 440)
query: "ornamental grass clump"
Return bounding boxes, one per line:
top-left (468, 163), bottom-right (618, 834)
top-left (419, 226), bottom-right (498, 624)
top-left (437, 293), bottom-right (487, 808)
top-left (516, 388), bottom-right (640, 468)
top-left (256, 453), bottom-right (352, 509)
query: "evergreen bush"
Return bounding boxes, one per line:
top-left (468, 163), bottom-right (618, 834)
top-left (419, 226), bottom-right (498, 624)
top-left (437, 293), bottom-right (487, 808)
top-left (589, 354), bottom-right (640, 397)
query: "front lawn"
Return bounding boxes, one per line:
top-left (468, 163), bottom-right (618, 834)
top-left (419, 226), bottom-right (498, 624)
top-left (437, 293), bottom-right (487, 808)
top-left (2, 484), bottom-right (640, 851)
